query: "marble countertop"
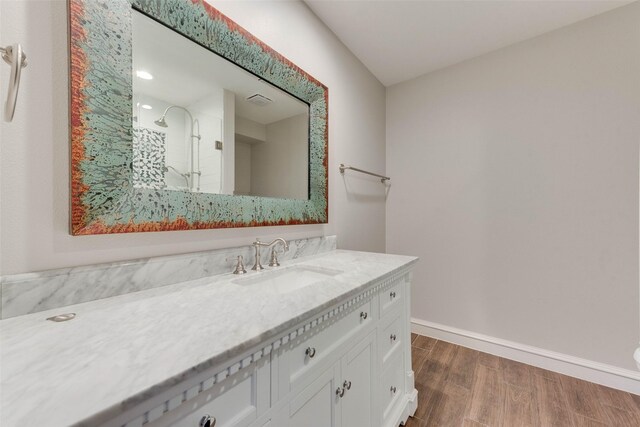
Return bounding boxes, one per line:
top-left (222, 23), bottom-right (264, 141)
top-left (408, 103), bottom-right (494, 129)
top-left (0, 250), bottom-right (417, 427)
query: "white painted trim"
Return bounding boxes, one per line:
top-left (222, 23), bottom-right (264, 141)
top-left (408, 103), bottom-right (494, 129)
top-left (411, 318), bottom-right (640, 394)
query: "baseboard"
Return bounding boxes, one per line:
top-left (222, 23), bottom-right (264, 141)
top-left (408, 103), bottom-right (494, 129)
top-left (411, 318), bottom-right (640, 394)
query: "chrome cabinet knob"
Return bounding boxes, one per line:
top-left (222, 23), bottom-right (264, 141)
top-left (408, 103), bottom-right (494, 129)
top-left (200, 415), bottom-right (216, 427)
top-left (390, 291), bottom-right (396, 299)
top-left (390, 386), bottom-right (397, 394)
top-left (360, 311), bottom-right (368, 320)
top-left (343, 380), bottom-right (352, 390)
top-left (305, 347), bottom-right (316, 358)
top-left (390, 334), bottom-right (397, 341)
top-left (336, 387), bottom-right (345, 397)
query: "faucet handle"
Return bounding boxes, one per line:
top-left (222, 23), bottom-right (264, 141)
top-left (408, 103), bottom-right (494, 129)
top-left (268, 248), bottom-right (281, 267)
top-left (226, 255), bottom-right (247, 274)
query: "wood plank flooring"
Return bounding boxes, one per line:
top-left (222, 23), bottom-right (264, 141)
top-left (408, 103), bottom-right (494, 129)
top-left (405, 333), bottom-right (640, 427)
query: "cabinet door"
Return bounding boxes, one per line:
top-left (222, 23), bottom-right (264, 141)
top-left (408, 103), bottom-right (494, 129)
top-left (340, 332), bottom-right (376, 427)
top-left (288, 363), bottom-right (340, 427)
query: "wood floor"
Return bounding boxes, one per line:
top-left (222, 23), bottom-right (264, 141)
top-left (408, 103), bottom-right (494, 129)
top-left (405, 334), bottom-right (640, 427)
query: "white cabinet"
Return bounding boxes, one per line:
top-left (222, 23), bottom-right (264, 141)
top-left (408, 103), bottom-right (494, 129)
top-left (275, 296), bottom-right (375, 398)
top-left (381, 350), bottom-right (406, 427)
top-left (285, 331), bottom-right (376, 427)
top-left (154, 372), bottom-right (256, 427)
top-left (379, 279), bottom-right (404, 317)
top-left (288, 363), bottom-right (339, 427)
top-left (339, 332), bottom-right (376, 427)
top-left (115, 271), bottom-right (416, 427)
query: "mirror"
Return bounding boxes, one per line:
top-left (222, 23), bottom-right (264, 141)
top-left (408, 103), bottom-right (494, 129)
top-left (69, 0), bottom-right (327, 235)
top-left (132, 10), bottom-right (309, 199)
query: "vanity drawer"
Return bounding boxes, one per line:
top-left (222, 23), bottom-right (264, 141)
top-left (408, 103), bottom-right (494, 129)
top-left (143, 363), bottom-right (266, 427)
top-left (279, 297), bottom-right (374, 394)
top-left (381, 352), bottom-right (405, 427)
top-left (379, 280), bottom-right (403, 318)
top-left (379, 309), bottom-right (403, 367)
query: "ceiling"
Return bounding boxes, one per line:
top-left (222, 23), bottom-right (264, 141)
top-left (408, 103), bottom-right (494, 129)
top-left (304, 0), bottom-right (635, 86)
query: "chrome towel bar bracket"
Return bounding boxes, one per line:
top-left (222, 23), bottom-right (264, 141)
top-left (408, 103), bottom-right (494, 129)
top-left (339, 164), bottom-right (390, 183)
top-left (0, 43), bottom-right (27, 122)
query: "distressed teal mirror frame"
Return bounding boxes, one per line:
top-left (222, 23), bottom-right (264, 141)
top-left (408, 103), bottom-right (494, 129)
top-left (69, 0), bottom-right (328, 235)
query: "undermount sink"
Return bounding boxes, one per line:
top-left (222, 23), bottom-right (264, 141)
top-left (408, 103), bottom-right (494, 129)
top-left (232, 265), bottom-right (343, 293)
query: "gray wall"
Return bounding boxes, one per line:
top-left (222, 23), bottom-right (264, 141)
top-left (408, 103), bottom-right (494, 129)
top-left (251, 114), bottom-right (309, 200)
top-left (234, 141), bottom-right (252, 196)
top-left (0, 0), bottom-right (387, 275)
top-left (386, 3), bottom-right (640, 370)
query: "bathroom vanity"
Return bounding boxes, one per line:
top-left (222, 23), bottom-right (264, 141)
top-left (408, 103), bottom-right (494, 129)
top-left (0, 250), bottom-right (418, 427)
top-left (0, 1), bottom-right (413, 425)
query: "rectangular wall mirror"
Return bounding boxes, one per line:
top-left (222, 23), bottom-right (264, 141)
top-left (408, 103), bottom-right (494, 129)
top-left (69, 0), bottom-right (327, 235)
top-left (132, 10), bottom-right (309, 199)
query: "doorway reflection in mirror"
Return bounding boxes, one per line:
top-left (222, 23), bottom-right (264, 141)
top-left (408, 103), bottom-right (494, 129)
top-left (133, 94), bottom-right (223, 193)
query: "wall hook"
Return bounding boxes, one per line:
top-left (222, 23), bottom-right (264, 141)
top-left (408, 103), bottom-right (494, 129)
top-left (1, 43), bottom-right (27, 122)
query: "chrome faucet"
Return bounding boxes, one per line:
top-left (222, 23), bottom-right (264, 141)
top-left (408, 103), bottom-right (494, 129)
top-left (252, 238), bottom-right (289, 271)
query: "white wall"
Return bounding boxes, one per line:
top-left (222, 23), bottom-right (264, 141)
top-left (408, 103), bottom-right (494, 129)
top-left (234, 116), bottom-right (264, 196)
top-left (234, 141), bottom-right (252, 196)
top-left (387, 2), bottom-right (640, 371)
top-left (0, 0), bottom-right (3, 277)
top-left (236, 116), bottom-right (267, 141)
top-left (187, 95), bottom-right (224, 193)
top-left (0, 0), bottom-right (386, 275)
top-left (221, 89), bottom-right (235, 195)
top-left (251, 113), bottom-right (308, 200)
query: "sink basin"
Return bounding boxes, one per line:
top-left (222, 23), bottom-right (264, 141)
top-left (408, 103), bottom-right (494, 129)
top-left (232, 265), bottom-right (343, 293)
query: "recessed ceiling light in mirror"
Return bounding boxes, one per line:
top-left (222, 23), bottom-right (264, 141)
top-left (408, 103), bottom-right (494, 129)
top-left (141, 104), bottom-right (153, 110)
top-left (136, 70), bottom-right (154, 80)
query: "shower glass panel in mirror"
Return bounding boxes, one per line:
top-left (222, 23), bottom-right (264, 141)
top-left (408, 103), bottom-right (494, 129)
top-left (132, 10), bottom-right (310, 200)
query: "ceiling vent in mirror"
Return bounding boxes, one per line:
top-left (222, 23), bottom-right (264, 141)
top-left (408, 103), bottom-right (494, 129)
top-left (246, 93), bottom-right (273, 107)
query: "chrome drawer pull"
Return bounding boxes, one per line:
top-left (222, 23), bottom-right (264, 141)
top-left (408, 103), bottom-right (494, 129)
top-left (390, 334), bottom-right (397, 341)
top-left (305, 347), bottom-right (317, 358)
top-left (390, 386), bottom-right (397, 394)
top-left (390, 291), bottom-right (396, 299)
top-left (360, 311), bottom-right (368, 320)
top-left (336, 387), bottom-right (345, 397)
top-left (343, 380), bottom-right (352, 390)
top-left (200, 415), bottom-right (216, 427)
